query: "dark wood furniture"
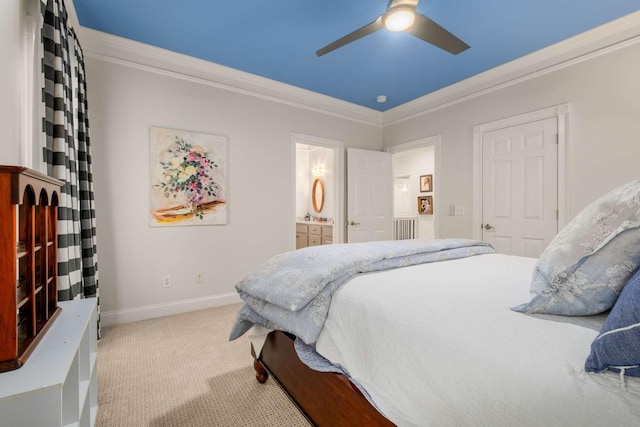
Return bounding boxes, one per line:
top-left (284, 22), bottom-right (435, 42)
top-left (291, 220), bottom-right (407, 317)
top-left (0, 166), bottom-right (63, 372)
top-left (253, 330), bottom-right (396, 427)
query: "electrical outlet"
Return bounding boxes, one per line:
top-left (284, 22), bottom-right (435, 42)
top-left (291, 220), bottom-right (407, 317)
top-left (162, 275), bottom-right (172, 288)
top-left (195, 272), bottom-right (204, 284)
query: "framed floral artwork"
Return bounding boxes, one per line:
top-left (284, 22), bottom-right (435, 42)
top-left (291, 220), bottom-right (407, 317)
top-left (149, 127), bottom-right (227, 226)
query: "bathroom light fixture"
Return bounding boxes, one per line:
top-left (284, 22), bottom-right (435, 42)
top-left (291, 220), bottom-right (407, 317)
top-left (312, 165), bottom-right (325, 177)
top-left (383, 7), bottom-right (415, 32)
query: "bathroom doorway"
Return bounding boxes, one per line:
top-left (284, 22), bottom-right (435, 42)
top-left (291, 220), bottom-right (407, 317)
top-left (291, 134), bottom-right (344, 249)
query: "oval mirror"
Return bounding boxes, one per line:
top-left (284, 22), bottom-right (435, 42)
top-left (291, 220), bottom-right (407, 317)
top-left (312, 178), bottom-right (324, 213)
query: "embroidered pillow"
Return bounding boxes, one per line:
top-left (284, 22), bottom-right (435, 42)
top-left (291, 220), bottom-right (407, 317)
top-left (585, 268), bottom-right (640, 376)
top-left (512, 179), bottom-right (640, 315)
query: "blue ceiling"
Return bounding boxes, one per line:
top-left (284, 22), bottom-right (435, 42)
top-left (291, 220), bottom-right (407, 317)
top-left (72, 0), bottom-right (640, 111)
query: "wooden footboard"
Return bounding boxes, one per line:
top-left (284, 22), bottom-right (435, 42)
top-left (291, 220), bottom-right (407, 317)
top-left (252, 330), bottom-right (396, 427)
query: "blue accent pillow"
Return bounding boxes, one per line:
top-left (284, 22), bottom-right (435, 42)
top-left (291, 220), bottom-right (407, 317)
top-left (512, 179), bottom-right (640, 315)
top-left (585, 268), bottom-right (640, 376)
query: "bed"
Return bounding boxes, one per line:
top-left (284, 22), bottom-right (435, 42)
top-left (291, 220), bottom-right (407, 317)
top-left (230, 180), bottom-right (640, 426)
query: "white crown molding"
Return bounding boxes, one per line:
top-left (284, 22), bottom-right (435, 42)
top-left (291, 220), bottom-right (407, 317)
top-left (382, 10), bottom-right (640, 126)
top-left (76, 27), bottom-right (384, 127)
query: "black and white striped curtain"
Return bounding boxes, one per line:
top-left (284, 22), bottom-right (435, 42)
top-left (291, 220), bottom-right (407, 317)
top-left (40, 0), bottom-right (99, 332)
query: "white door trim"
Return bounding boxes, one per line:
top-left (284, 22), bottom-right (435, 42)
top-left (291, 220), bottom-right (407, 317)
top-left (386, 135), bottom-right (442, 238)
top-left (472, 103), bottom-right (570, 241)
top-left (291, 133), bottom-right (345, 248)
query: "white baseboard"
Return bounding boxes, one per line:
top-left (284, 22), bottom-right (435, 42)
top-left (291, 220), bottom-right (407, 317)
top-left (99, 293), bottom-right (242, 327)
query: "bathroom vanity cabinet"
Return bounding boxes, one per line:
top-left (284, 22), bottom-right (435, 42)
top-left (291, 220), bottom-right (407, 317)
top-left (296, 223), bottom-right (333, 249)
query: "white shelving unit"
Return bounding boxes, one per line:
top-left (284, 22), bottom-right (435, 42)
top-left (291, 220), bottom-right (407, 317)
top-left (0, 298), bottom-right (98, 427)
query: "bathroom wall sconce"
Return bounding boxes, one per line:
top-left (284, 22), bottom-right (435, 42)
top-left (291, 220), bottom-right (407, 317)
top-left (312, 165), bottom-right (325, 177)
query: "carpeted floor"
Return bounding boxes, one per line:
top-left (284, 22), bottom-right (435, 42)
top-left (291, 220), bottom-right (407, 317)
top-left (96, 304), bottom-right (312, 426)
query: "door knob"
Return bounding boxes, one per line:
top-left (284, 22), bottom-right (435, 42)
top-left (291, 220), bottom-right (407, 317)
top-left (483, 223), bottom-right (495, 231)
top-left (349, 221), bottom-right (360, 226)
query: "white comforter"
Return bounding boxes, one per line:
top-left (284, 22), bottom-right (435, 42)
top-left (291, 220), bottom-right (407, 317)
top-left (315, 253), bottom-right (640, 426)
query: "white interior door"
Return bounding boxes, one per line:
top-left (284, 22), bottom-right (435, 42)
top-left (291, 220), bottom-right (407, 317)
top-left (347, 148), bottom-right (392, 243)
top-left (482, 118), bottom-right (558, 257)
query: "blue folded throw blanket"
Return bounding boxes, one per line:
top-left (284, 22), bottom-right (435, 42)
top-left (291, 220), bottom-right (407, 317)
top-left (229, 238), bottom-right (494, 344)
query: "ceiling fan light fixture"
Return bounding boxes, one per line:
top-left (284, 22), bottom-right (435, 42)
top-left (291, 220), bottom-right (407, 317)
top-left (384, 7), bottom-right (415, 32)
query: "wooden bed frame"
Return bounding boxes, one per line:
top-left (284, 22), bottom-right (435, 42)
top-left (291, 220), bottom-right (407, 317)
top-left (252, 330), bottom-right (395, 426)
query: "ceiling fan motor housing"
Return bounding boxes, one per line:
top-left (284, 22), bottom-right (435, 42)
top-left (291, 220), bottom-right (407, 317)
top-left (383, 5), bottom-right (417, 32)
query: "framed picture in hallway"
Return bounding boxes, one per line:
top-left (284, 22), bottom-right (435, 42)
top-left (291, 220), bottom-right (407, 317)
top-left (149, 126), bottom-right (228, 227)
top-left (420, 174), bottom-right (432, 192)
top-left (418, 195), bottom-right (433, 215)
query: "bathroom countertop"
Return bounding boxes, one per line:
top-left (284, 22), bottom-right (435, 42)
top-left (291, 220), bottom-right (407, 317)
top-left (297, 220), bottom-right (334, 226)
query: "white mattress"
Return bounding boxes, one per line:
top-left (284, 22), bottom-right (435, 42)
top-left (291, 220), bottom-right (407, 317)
top-left (315, 253), bottom-right (640, 426)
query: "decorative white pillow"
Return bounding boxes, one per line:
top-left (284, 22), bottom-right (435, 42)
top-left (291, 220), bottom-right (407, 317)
top-left (512, 179), bottom-right (640, 315)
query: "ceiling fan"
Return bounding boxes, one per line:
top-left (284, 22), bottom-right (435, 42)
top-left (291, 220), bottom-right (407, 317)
top-left (316, 0), bottom-right (470, 57)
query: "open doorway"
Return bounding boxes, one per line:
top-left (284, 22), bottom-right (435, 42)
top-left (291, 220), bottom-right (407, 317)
top-left (388, 136), bottom-right (441, 240)
top-left (291, 134), bottom-right (344, 249)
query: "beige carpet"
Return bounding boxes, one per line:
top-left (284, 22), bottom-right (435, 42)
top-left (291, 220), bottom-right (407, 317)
top-left (96, 304), bottom-right (312, 427)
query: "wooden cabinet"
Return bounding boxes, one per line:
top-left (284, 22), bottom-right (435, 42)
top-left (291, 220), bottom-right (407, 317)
top-left (296, 224), bottom-right (309, 249)
top-left (0, 299), bottom-right (98, 427)
top-left (309, 225), bottom-right (322, 246)
top-left (322, 226), bottom-right (333, 245)
top-left (0, 166), bottom-right (63, 373)
top-left (296, 223), bottom-right (333, 249)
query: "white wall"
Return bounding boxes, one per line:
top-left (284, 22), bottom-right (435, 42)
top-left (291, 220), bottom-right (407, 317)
top-left (85, 57), bottom-right (382, 324)
top-left (384, 41), bottom-right (640, 239)
top-left (0, 0), bottom-right (22, 166)
top-left (295, 149), bottom-right (310, 218)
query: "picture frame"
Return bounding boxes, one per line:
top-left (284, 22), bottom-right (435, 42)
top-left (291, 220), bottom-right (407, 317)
top-left (418, 195), bottom-right (433, 215)
top-left (149, 126), bottom-right (228, 227)
top-left (420, 174), bottom-right (433, 192)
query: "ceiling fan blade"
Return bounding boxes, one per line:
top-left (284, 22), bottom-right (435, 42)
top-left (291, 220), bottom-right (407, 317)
top-left (407, 13), bottom-right (469, 54)
top-left (316, 16), bottom-right (384, 57)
